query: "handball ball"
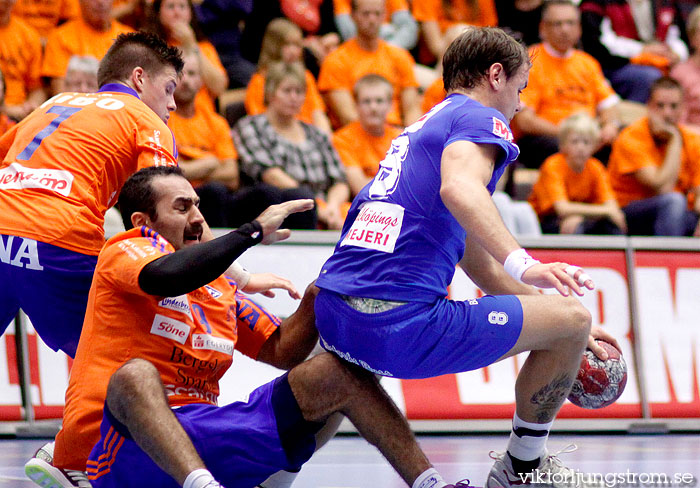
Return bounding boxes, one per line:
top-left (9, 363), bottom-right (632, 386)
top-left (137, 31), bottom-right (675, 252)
top-left (567, 340), bottom-right (627, 409)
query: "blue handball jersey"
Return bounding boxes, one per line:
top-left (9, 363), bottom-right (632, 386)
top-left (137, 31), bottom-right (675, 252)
top-left (316, 93), bottom-right (520, 302)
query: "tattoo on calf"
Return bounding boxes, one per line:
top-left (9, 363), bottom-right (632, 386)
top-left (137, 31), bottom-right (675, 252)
top-left (529, 373), bottom-right (574, 423)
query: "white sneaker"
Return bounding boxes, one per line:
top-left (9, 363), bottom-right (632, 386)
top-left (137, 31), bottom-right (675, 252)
top-left (25, 441), bottom-right (92, 488)
top-left (486, 445), bottom-right (603, 488)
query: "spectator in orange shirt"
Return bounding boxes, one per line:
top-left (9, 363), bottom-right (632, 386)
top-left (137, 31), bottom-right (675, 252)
top-left (12, 0), bottom-right (80, 42)
top-left (144, 0), bottom-right (228, 108)
top-left (0, 0), bottom-right (46, 121)
top-left (529, 113), bottom-right (626, 235)
top-left (412, 0), bottom-right (497, 63)
top-left (317, 0), bottom-right (421, 128)
top-left (511, 0), bottom-right (622, 168)
top-left (608, 76), bottom-right (700, 236)
top-left (334, 0), bottom-right (417, 49)
top-left (333, 74), bottom-right (401, 196)
top-left (245, 18), bottom-right (331, 133)
top-left (170, 51), bottom-right (278, 228)
top-left (42, 0), bottom-right (134, 95)
top-left (670, 5), bottom-right (700, 130)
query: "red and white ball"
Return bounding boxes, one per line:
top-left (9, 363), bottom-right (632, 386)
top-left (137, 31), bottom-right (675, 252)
top-left (567, 340), bottom-right (627, 409)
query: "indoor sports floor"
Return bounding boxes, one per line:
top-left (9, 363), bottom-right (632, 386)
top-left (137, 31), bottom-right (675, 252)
top-left (1, 433), bottom-right (699, 487)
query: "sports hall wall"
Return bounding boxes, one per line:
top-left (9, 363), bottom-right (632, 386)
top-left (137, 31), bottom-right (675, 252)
top-left (1, 233), bottom-right (699, 431)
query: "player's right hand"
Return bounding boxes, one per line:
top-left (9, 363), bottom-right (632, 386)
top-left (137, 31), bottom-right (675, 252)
top-left (521, 262), bottom-right (595, 297)
top-left (255, 199), bottom-right (315, 244)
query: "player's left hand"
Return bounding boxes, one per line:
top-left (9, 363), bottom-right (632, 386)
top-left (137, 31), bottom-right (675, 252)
top-left (521, 262), bottom-right (595, 296)
top-left (587, 326), bottom-right (622, 360)
top-left (242, 272), bottom-right (301, 299)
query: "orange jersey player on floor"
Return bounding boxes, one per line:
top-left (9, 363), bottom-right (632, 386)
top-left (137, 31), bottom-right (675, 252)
top-left (0, 31), bottom-right (183, 358)
top-left (54, 227), bottom-right (281, 473)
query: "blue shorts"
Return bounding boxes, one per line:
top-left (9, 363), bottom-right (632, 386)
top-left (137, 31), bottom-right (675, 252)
top-left (87, 374), bottom-right (322, 488)
top-left (315, 289), bottom-right (524, 379)
top-left (0, 235), bottom-right (97, 358)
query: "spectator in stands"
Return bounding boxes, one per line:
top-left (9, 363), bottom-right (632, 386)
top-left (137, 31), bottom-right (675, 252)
top-left (318, 0), bottom-right (421, 129)
top-left (496, 0), bottom-right (543, 46)
top-left (334, 0), bottom-right (417, 50)
top-left (112, 0), bottom-right (151, 30)
top-left (194, 0), bottom-right (256, 89)
top-left (608, 76), bottom-right (700, 236)
top-left (580, 0), bottom-right (688, 103)
top-left (412, 0), bottom-right (497, 63)
top-left (512, 0), bottom-right (623, 169)
top-left (62, 55), bottom-right (99, 92)
top-left (234, 62), bottom-right (350, 230)
top-left (245, 18), bottom-right (331, 133)
top-left (333, 74), bottom-right (401, 196)
top-left (13, 0), bottom-right (80, 43)
top-left (529, 113), bottom-right (626, 235)
top-left (144, 0), bottom-right (228, 109)
top-left (170, 51), bottom-right (277, 228)
top-left (42, 0), bottom-right (133, 95)
top-left (671, 5), bottom-right (700, 130)
top-left (0, 0), bottom-right (45, 121)
top-left (420, 24), bottom-right (469, 114)
top-left (0, 68), bottom-right (17, 136)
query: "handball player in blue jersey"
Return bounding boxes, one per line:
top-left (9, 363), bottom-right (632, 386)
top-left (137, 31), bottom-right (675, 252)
top-left (315, 27), bottom-right (620, 488)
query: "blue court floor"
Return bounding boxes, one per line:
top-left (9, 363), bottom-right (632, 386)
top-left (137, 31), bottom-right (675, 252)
top-left (1, 434), bottom-right (699, 487)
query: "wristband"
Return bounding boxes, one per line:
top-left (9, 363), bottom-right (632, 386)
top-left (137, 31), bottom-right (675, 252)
top-left (504, 248), bottom-right (540, 282)
top-left (225, 261), bottom-right (251, 288)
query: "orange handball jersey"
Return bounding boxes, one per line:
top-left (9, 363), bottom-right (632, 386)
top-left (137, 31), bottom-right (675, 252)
top-left (54, 227), bottom-right (279, 471)
top-left (0, 85), bottom-right (178, 255)
top-left (608, 117), bottom-right (700, 208)
top-left (528, 153), bottom-right (616, 216)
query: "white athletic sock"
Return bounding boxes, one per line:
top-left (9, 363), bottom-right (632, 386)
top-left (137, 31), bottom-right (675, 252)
top-left (506, 412), bottom-right (553, 462)
top-left (258, 469), bottom-right (300, 488)
top-left (183, 468), bottom-right (220, 488)
top-left (412, 468), bottom-right (447, 488)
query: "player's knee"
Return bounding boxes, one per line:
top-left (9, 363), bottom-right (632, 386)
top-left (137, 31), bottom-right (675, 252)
top-left (317, 353), bottom-right (376, 396)
top-left (108, 358), bottom-right (159, 397)
top-left (563, 298), bottom-right (591, 346)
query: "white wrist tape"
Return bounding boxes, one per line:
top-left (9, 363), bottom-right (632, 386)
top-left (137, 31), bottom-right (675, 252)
top-left (504, 248), bottom-right (540, 282)
top-left (225, 261), bottom-right (251, 288)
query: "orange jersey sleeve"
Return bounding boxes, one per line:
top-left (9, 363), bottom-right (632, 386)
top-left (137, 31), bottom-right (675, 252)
top-left (521, 45), bottom-right (617, 125)
top-left (231, 290), bottom-right (280, 359)
top-left (245, 70), bottom-right (325, 125)
top-left (13, 0), bottom-right (80, 39)
top-left (318, 39), bottom-right (418, 126)
top-left (42, 19), bottom-right (133, 79)
top-left (412, 0), bottom-right (497, 30)
top-left (333, 121), bottom-right (401, 178)
top-left (0, 88), bottom-right (177, 255)
top-left (529, 153), bottom-right (614, 216)
top-left (0, 17), bottom-right (43, 106)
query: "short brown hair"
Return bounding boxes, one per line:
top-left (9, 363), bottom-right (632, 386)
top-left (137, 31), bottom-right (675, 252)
top-left (97, 32), bottom-right (184, 88)
top-left (442, 27), bottom-right (529, 92)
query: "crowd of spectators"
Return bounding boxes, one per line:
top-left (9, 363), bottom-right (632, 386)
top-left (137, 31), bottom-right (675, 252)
top-left (2, 0), bottom-right (700, 236)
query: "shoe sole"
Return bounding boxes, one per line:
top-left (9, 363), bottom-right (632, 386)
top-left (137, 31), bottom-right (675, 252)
top-left (25, 458), bottom-right (86, 488)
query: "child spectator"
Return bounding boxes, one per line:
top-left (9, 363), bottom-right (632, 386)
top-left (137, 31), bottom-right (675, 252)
top-left (245, 18), bottom-right (331, 133)
top-left (529, 113), bottom-right (627, 235)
